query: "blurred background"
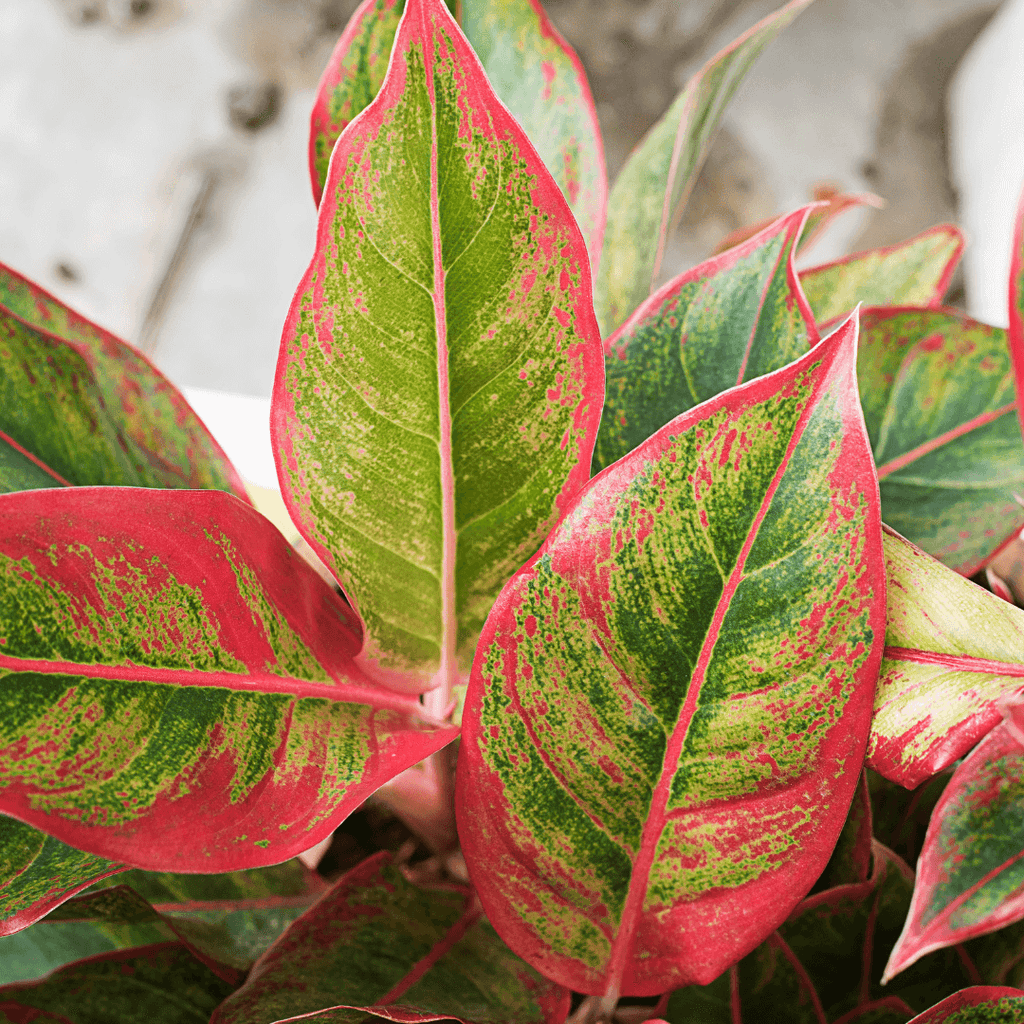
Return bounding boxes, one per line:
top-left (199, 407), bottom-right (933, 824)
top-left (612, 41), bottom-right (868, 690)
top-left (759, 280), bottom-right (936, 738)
top-left (1, 0), bottom-right (1022, 488)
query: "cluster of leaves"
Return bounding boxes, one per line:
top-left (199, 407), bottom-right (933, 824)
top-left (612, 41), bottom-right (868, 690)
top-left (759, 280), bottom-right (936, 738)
top-left (2, 0), bottom-right (1024, 1020)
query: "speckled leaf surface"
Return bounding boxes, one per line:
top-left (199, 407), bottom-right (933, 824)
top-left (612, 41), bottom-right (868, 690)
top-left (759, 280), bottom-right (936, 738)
top-left (456, 318), bottom-right (885, 996)
top-left (856, 307), bottom-right (1024, 576)
top-left (0, 942), bottom-right (237, 1024)
top-left (460, 0), bottom-right (607, 261)
top-left (884, 704), bottom-right (1024, 982)
top-left (666, 842), bottom-right (977, 1024)
top-left (278, 0), bottom-right (603, 692)
top-left (0, 817), bottom-right (125, 938)
top-left (0, 487), bottom-right (458, 871)
top-left (593, 205), bottom-right (819, 473)
top-left (1, 860), bottom-right (323, 985)
top-left (1009, 185), bottom-right (1024, 446)
top-left (799, 225), bottom-right (964, 328)
top-left (905, 988), bottom-right (1024, 1023)
top-left (868, 529), bottom-right (1024, 789)
top-left (593, 0), bottom-right (813, 336)
top-left (211, 852), bottom-right (570, 1024)
top-left (0, 264), bottom-right (246, 498)
top-left (310, 0), bottom-right (606, 260)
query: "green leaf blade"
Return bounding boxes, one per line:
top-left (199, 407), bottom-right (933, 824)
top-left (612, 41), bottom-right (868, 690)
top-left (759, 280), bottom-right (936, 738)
top-left (278, 0), bottom-right (604, 691)
top-left (593, 0), bottom-right (814, 336)
top-left (457, 318), bottom-right (885, 996)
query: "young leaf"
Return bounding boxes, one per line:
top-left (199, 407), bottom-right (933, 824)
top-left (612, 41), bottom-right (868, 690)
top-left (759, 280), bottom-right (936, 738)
top-left (1, 860), bottom-right (323, 985)
top-left (456, 317), bottom-right (886, 996)
top-left (593, 0), bottom-right (814, 336)
top-left (0, 265), bottom-right (247, 498)
top-left (277, 0), bottom-right (604, 693)
top-left (309, 0), bottom-right (607, 259)
top-left (593, 205), bottom-right (819, 474)
top-left (210, 851), bottom-right (570, 1024)
top-left (868, 529), bottom-right (1024, 789)
top-left (1009, 182), bottom-right (1024, 449)
top-left (0, 942), bottom-right (237, 1024)
top-left (903, 988), bottom-right (1024, 1024)
top-left (459, 0), bottom-right (607, 261)
top-left (799, 225), bottom-right (964, 328)
top-left (884, 704), bottom-right (1024, 981)
top-left (0, 817), bottom-right (125, 938)
top-left (857, 307), bottom-right (1024, 576)
top-left (0, 487), bottom-right (458, 871)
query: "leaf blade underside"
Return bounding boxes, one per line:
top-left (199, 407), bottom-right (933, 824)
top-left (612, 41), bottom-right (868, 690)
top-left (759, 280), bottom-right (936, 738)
top-left (0, 488), bottom-right (457, 873)
top-left (0, 264), bottom-right (247, 498)
top-left (799, 225), bottom-right (964, 328)
top-left (868, 529), bottom-right (1024, 789)
top-left (210, 852), bottom-right (569, 1024)
top-left (593, 204), bottom-right (820, 474)
top-left (456, 317), bottom-right (885, 996)
top-left (857, 306), bottom-right (1024, 575)
top-left (278, 0), bottom-right (604, 691)
top-left (593, 0), bottom-right (814, 336)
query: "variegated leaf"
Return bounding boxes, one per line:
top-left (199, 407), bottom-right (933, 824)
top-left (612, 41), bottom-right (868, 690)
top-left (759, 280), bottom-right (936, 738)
top-left (456, 318), bottom-right (885, 996)
top-left (0, 264), bottom-right (247, 498)
top-left (857, 307), bottom-right (1024, 575)
top-left (868, 529), bottom-right (1024, 789)
top-left (1, 859), bottom-right (322, 984)
top-left (309, 0), bottom-right (607, 259)
top-left (277, 0), bottom-right (604, 693)
top-left (593, 205), bottom-right (819, 474)
top-left (0, 816), bottom-right (125, 938)
top-left (1009, 182), bottom-right (1024, 450)
top-left (210, 851), bottom-right (570, 1024)
top-left (0, 942), bottom-right (237, 1023)
top-left (884, 703), bottom-right (1024, 981)
top-left (593, 0), bottom-right (814, 336)
top-left (0, 487), bottom-right (458, 872)
top-left (799, 225), bottom-right (964, 328)
top-left (904, 989), bottom-right (1024, 1024)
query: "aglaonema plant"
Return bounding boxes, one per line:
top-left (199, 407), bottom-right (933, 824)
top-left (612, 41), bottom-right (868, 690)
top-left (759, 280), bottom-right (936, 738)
top-left (3, 0), bottom-right (1024, 1020)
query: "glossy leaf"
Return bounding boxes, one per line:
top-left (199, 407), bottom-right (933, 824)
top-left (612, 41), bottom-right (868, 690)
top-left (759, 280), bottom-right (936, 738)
top-left (799, 225), bottom-right (964, 328)
top-left (309, 0), bottom-right (607, 260)
top-left (0, 942), bottom-right (236, 1024)
top-left (868, 529), bottom-right (1024, 788)
top-left (856, 306), bottom-right (1024, 575)
top-left (666, 843), bottom-right (977, 1023)
top-left (0, 487), bottom-right (458, 871)
top-left (1, 859), bottom-right (322, 984)
top-left (593, 0), bottom-right (813, 336)
top-left (210, 851), bottom-right (570, 1024)
top-left (1010, 183), bottom-right (1024, 450)
top-left (884, 704), bottom-right (1024, 981)
top-left (593, 204), bottom-right (819, 473)
top-left (0, 264), bottom-right (247, 498)
top-left (0, 817), bottom-right (125, 938)
top-left (906, 989), bottom-right (1024, 1024)
top-left (277, 0), bottom-right (604, 692)
top-left (456, 318), bottom-right (885, 996)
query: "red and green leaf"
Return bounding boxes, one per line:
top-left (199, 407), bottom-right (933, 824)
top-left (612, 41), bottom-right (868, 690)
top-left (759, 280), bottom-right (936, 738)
top-left (0, 817), bottom-right (125, 938)
top-left (868, 529), bottom-right (1024, 789)
top-left (593, 0), bottom-right (814, 336)
top-left (799, 225), bottom-right (964, 328)
top-left (905, 988), bottom-right (1024, 1024)
top-left (1009, 182), bottom-right (1024, 450)
top-left (309, 0), bottom-right (606, 259)
top-left (884, 703), bottom-right (1024, 981)
top-left (0, 487), bottom-right (458, 872)
top-left (210, 851), bottom-right (570, 1024)
top-left (0, 943), bottom-right (237, 1024)
top-left (456, 318), bottom-right (885, 996)
top-left (0, 264), bottom-right (247, 498)
top-left (593, 205), bottom-right (819, 473)
top-left (277, 0), bottom-right (604, 692)
top-left (856, 307), bottom-right (1024, 576)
